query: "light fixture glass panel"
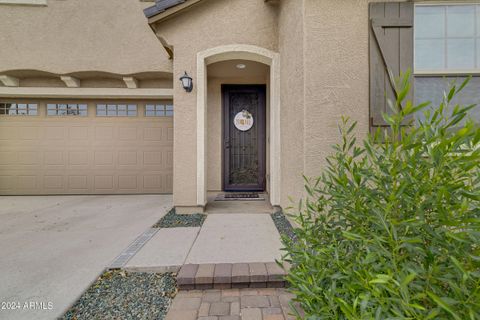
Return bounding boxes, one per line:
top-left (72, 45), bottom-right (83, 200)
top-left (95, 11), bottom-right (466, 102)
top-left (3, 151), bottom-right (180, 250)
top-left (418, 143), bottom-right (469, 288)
top-left (447, 5), bottom-right (475, 38)
top-left (415, 39), bottom-right (445, 70)
top-left (415, 6), bottom-right (445, 39)
top-left (447, 38), bottom-right (475, 69)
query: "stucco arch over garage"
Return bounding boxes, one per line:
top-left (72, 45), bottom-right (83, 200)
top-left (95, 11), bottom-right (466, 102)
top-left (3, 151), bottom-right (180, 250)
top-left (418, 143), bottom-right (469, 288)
top-left (196, 44), bottom-right (281, 207)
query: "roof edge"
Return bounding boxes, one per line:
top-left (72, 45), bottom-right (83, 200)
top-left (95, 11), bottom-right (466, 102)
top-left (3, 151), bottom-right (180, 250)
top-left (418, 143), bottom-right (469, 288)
top-left (145, 0), bottom-right (206, 24)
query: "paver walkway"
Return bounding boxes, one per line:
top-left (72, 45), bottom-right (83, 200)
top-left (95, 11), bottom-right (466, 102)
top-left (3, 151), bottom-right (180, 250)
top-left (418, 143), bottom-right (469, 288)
top-left (166, 288), bottom-right (296, 320)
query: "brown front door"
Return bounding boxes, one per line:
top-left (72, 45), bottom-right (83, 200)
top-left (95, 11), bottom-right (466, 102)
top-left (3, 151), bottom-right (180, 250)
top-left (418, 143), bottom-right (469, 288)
top-left (222, 85), bottom-right (266, 192)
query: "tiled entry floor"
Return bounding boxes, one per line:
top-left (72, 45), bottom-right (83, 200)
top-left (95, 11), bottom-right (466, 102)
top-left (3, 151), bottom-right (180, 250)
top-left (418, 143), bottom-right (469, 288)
top-left (165, 288), bottom-right (296, 320)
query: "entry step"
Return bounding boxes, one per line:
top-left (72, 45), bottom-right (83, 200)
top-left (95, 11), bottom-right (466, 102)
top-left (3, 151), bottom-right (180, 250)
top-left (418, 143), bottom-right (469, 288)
top-left (177, 262), bottom-right (289, 290)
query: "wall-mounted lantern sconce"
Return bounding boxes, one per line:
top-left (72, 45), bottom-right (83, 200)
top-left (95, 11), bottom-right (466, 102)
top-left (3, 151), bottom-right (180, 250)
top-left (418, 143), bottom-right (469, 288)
top-left (179, 71), bottom-right (193, 92)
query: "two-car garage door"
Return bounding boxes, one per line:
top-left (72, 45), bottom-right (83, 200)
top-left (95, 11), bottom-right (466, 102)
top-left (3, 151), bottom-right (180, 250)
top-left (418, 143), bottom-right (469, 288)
top-left (0, 100), bottom-right (173, 195)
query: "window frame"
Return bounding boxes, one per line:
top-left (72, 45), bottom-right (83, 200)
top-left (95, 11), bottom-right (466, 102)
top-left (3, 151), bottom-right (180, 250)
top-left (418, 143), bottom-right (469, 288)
top-left (47, 103), bottom-right (88, 117)
top-left (414, 2), bottom-right (480, 76)
top-left (145, 104), bottom-right (174, 117)
top-left (0, 102), bottom-right (38, 116)
top-left (96, 104), bottom-right (138, 117)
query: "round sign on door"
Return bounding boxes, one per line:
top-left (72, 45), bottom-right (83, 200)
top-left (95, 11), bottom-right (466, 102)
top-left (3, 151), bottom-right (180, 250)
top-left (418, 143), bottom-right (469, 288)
top-left (234, 110), bottom-right (254, 131)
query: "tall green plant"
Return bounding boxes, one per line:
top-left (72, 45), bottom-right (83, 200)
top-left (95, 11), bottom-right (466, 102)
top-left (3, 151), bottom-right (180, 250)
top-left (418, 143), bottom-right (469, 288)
top-left (283, 73), bottom-right (480, 319)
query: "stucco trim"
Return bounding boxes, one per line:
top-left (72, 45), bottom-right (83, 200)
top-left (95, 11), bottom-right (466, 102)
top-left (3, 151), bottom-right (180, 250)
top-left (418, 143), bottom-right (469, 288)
top-left (196, 44), bottom-right (281, 207)
top-left (0, 87), bottom-right (173, 99)
top-left (0, 0), bottom-right (46, 6)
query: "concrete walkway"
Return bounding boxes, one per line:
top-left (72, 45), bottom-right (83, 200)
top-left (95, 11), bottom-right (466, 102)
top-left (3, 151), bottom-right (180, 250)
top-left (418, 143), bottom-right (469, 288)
top-left (125, 200), bottom-right (283, 271)
top-left (186, 214), bottom-right (282, 264)
top-left (0, 195), bottom-right (172, 320)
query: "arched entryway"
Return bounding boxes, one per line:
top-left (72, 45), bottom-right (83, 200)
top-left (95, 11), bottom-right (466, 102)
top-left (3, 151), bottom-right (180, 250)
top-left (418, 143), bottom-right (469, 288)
top-left (196, 44), bottom-right (280, 207)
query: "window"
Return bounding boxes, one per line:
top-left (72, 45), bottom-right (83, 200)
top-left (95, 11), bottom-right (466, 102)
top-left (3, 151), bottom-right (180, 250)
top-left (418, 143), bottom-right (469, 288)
top-left (0, 103), bottom-right (37, 116)
top-left (415, 4), bottom-right (480, 73)
top-left (145, 104), bottom-right (173, 117)
top-left (47, 104), bottom-right (87, 116)
top-left (96, 104), bottom-right (137, 117)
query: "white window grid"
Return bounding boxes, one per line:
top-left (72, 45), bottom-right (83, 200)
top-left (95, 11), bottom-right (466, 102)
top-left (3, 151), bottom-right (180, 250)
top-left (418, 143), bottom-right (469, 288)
top-left (415, 3), bottom-right (480, 74)
top-left (47, 103), bottom-right (87, 116)
top-left (145, 104), bottom-right (174, 117)
top-left (96, 104), bottom-right (137, 117)
top-left (0, 103), bottom-right (38, 116)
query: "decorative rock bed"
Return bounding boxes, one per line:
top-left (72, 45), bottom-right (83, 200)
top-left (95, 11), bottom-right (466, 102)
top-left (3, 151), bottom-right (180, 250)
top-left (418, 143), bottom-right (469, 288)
top-left (62, 271), bottom-right (176, 320)
top-left (271, 209), bottom-right (296, 241)
top-left (153, 208), bottom-right (206, 228)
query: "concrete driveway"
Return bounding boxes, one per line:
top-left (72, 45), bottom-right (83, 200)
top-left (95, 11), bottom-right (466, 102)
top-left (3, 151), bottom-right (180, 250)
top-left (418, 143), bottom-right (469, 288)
top-left (0, 195), bottom-right (171, 320)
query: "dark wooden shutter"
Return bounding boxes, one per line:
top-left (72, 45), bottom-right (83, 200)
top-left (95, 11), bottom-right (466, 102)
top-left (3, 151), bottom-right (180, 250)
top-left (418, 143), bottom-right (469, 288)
top-left (369, 2), bottom-right (413, 130)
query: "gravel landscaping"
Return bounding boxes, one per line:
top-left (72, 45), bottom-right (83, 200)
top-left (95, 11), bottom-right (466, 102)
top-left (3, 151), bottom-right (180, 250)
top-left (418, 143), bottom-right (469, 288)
top-left (62, 271), bottom-right (176, 320)
top-left (153, 208), bottom-right (206, 228)
top-left (271, 209), bottom-right (296, 241)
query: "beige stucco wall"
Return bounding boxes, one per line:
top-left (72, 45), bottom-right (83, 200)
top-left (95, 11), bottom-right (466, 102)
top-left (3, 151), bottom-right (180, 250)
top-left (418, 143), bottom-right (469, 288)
top-left (277, 0), bottom-right (406, 209)
top-left (0, 0), bottom-right (172, 74)
top-left (278, 0), bottom-right (306, 209)
top-left (150, 0), bottom-right (278, 209)
top-left (301, 0), bottom-right (404, 181)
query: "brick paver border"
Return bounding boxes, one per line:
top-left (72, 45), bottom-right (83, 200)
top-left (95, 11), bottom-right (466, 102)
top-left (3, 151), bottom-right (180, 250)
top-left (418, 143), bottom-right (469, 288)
top-left (177, 262), bottom-right (289, 290)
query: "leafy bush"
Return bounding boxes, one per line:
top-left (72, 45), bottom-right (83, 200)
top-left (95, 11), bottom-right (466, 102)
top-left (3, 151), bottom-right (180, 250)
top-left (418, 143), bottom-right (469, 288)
top-left (283, 74), bottom-right (480, 319)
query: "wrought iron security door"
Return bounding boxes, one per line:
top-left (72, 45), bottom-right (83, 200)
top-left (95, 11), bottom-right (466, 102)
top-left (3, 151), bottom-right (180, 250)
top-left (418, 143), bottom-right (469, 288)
top-left (222, 85), bottom-right (266, 191)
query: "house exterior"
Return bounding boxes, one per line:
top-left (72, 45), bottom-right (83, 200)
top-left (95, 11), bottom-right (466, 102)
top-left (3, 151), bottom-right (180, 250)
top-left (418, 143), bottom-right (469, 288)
top-left (0, 0), bottom-right (479, 213)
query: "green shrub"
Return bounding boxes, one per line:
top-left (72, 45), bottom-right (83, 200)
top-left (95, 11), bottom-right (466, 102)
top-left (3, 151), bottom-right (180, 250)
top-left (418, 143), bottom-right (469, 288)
top-left (283, 74), bottom-right (480, 319)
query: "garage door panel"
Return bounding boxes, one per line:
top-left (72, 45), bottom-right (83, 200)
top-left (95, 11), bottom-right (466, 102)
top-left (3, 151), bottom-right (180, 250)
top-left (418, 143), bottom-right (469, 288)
top-left (118, 151), bottom-right (138, 166)
top-left (18, 175), bottom-right (38, 190)
top-left (118, 175), bottom-right (138, 190)
top-left (0, 103), bottom-right (173, 195)
top-left (143, 127), bottom-right (163, 141)
top-left (94, 151), bottom-right (114, 166)
top-left (68, 151), bottom-right (89, 166)
top-left (44, 127), bottom-right (66, 140)
top-left (118, 127), bottom-right (138, 141)
top-left (0, 175), bottom-right (14, 191)
top-left (44, 175), bottom-right (64, 189)
top-left (68, 175), bottom-right (89, 192)
top-left (0, 152), bottom-right (17, 165)
top-left (95, 126), bottom-right (114, 140)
